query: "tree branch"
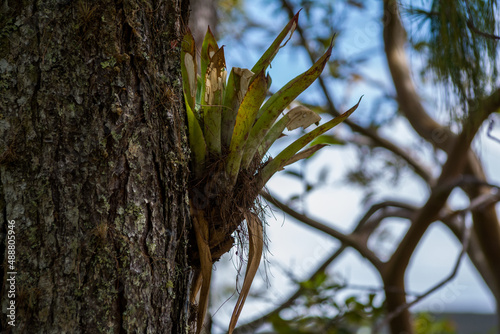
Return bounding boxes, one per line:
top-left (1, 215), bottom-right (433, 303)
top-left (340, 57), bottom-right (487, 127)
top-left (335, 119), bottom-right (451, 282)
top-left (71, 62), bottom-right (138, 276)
top-left (383, 0), bottom-right (457, 151)
top-left (355, 201), bottom-right (417, 242)
top-left (442, 211), bottom-right (500, 302)
top-left (387, 86), bottom-right (499, 276)
top-left (260, 190), bottom-right (383, 268)
top-left (487, 120), bottom-right (500, 144)
top-left (376, 222), bottom-right (472, 332)
top-left (383, 3), bottom-right (500, 331)
top-left (233, 196), bottom-right (416, 333)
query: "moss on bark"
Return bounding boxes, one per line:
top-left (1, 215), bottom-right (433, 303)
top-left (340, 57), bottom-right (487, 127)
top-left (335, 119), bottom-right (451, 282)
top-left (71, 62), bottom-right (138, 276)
top-left (0, 0), bottom-right (193, 332)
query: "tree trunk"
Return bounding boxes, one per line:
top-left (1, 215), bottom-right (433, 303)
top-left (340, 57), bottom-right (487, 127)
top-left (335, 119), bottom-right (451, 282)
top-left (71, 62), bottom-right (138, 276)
top-left (383, 273), bottom-right (413, 334)
top-left (0, 0), bottom-right (194, 332)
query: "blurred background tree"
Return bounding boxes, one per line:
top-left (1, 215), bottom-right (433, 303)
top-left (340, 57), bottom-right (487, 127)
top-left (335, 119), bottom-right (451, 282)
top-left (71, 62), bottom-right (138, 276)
top-left (189, 0), bottom-right (500, 333)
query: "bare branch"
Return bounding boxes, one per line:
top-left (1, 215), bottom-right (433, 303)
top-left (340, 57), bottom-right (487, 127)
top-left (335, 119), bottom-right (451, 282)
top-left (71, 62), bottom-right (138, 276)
top-left (383, 2), bottom-right (500, 329)
top-left (383, 0), bottom-right (500, 278)
top-left (432, 175), bottom-right (500, 197)
top-left (233, 196), bottom-right (416, 333)
top-left (388, 89), bottom-right (498, 274)
top-left (442, 213), bottom-right (500, 301)
top-left (441, 194), bottom-right (500, 220)
top-left (260, 190), bottom-right (383, 268)
top-left (355, 201), bottom-right (417, 242)
top-left (382, 5), bottom-right (500, 328)
top-left (375, 223), bottom-right (472, 332)
top-left (383, 0), bottom-right (456, 151)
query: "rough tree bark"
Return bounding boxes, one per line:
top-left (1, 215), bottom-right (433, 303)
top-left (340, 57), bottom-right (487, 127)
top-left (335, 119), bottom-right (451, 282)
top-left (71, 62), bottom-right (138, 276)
top-left (0, 0), bottom-right (196, 332)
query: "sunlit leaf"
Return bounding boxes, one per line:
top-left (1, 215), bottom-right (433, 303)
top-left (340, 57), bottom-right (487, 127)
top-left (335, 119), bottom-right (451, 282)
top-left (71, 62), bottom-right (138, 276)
top-left (255, 106), bottom-right (321, 160)
top-left (222, 67), bottom-right (254, 148)
top-left (256, 97), bottom-right (362, 187)
top-left (281, 144), bottom-right (327, 169)
top-left (243, 44), bottom-right (334, 169)
top-left (251, 11), bottom-right (300, 75)
top-left (286, 106), bottom-right (322, 131)
top-left (203, 47), bottom-right (227, 155)
top-left (186, 102), bottom-right (206, 178)
top-left (226, 71), bottom-right (268, 185)
top-left (309, 134), bottom-right (345, 146)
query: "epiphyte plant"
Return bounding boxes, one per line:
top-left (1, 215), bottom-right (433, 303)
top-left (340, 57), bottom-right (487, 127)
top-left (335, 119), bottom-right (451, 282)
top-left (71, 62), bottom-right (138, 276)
top-left (181, 11), bottom-right (362, 334)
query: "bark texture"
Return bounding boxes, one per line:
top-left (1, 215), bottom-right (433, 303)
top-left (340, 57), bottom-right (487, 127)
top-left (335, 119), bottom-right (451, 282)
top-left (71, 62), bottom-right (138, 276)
top-left (0, 0), bottom-right (194, 332)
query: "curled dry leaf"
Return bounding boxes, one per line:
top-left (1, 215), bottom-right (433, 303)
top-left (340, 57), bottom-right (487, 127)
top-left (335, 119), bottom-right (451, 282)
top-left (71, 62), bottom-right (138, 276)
top-left (184, 53), bottom-right (196, 99)
top-left (228, 213), bottom-right (264, 334)
top-left (286, 105), bottom-right (322, 131)
top-left (234, 67), bottom-right (255, 105)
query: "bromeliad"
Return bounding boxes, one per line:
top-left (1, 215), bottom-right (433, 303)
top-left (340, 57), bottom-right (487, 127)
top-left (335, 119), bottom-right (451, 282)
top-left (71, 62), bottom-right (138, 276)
top-left (181, 12), bottom-right (361, 334)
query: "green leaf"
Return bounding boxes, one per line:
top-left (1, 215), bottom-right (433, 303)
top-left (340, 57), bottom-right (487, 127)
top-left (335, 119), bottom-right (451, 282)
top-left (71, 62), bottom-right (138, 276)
top-left (251, 10), bottom-right (300, 75)
top-left (283, 170), bottom-right (303, 179)
top-left (256, 96), bottom-right (362, 187)
top-left (222, 67), bottom-right (255, 149)
top-left (255, 105), bottom-right (323, 160)
top-left (226, 71), bottom-right (268, 185)
top-left (203, 47), bottom-right (227, 155)
top-left (181, 30), bottom-right (197, 111)
top-left (309, 134), bottom-right (345, 146)
top-left (242, 45), bottom-right (333, 170)
top-left (256, 115), bottom-right (289, 158)
top-left (300, 271), bottom-right (327, 290)
top-left (200, 27), bottom-right (218, 100)
top-left (281, 144), bottom-right (327, 168)
top-left (200, 28), bottom-right (219, 126)
top-left (186, 102), bottom-right (206, 178)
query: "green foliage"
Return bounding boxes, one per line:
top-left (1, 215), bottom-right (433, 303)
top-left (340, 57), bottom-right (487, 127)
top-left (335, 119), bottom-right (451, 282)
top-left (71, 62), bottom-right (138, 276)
top-left (409, 0), bottom-right (498, 109)
top-left (100, 57), bottom-right (116, 69)
top-left (268, 276), bottom-right (458, 334)
top-left (269, 274), bottom-right (385, 334)
top-left (181, 13), bottom-right (360, 186)
top-left (257, 97), bottom-right (361, 187)
top-left (310, 134), bottom-right (346, 146)
top-left (413, 312), bottom-right (457, 334)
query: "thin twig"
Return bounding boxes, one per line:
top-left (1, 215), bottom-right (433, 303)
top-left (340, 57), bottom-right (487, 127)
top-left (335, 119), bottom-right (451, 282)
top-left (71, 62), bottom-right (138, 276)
top-left (463, 0), bottom-right (500, 40)
top-left (234, 196), bottom-right (415, 333)
top-left (260, 190), bottom-right (382, 268)
top-left (439, 192), bottom-right (500, 222)
top-left (487, 120), bottom-right (500, 144)
top-left (433, 175), bottom-right (500, 195)
top-left (441, 213), bottom-right (500, 302)
top-left (355, 201), bottom-right (417, 241)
